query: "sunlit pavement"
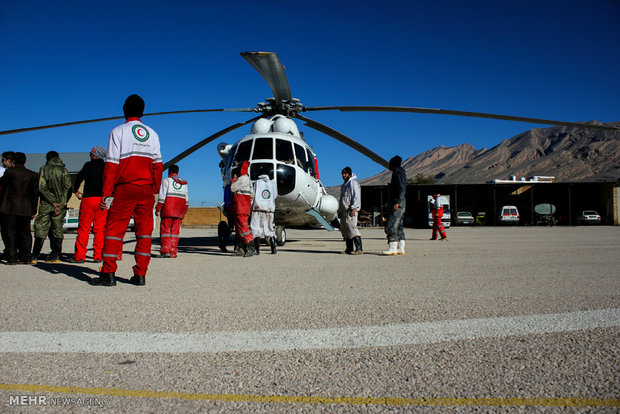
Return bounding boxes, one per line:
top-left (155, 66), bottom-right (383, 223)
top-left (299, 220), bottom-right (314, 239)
top-left (1, 226), bottom-right (618, 412)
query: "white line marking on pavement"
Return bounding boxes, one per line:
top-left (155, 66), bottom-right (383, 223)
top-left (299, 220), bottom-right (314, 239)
top-left (1, 308), bottom-right (618, 353)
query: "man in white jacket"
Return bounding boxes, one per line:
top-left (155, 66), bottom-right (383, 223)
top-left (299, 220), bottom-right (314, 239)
top-left (250, 173), bottom-right (277, 254)
top-left (338, 166), bottom-right (363, 255)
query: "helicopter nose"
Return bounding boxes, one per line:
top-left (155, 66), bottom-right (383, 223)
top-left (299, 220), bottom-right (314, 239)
top-left (318, 194), bottom-right (338, 221)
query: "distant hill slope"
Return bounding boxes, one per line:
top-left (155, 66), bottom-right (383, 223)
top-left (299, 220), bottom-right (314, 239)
top-left (360, 121), bottom-right (620, 185)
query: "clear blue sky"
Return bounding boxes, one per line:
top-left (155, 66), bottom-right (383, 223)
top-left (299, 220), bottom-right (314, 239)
top-left (1, 0), bottom-right (618, 206)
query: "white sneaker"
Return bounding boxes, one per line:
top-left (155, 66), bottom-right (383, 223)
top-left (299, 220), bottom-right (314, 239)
top-left (397, 240), bottom-right (405, 255)
top-left (382, 241), bottom-right (398, 255)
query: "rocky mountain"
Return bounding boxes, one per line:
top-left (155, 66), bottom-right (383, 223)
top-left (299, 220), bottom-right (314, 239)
top-left (360, 121), bottom-right (620, 185)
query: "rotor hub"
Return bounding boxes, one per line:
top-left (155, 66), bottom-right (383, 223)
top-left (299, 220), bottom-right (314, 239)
top-left (256, 97), bottom-right (304, 116)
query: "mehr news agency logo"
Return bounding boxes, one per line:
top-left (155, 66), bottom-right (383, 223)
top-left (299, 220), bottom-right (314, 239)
top-left (8, 394), bottom-right (110, 407)
top-left (132, 124), bottom-right (150, 142)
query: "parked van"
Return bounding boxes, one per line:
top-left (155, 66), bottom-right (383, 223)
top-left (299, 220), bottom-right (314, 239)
top-left (499, 205), bottom-right (519, 225)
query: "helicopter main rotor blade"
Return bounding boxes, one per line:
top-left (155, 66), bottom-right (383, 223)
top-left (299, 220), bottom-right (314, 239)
top-left (0, 108), bottom-right (256, 136)
top-left (163, 115), bottom-right (263, 169)
top-left (294, 114), bottom-right (389, 169)
top-left (304, 106), bottom-right (620, 131)
top-left (241, 51), bottom-right (292, 104)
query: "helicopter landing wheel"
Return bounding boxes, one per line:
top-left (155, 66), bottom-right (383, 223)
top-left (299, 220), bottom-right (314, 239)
top-left (275, 226), bottom-right (286, 246)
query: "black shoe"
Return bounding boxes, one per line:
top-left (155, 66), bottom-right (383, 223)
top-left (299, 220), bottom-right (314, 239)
top-left (6, 261), bottom-right (17, 266)
top-left (269, 237), bottom-right (277, 254)
top-left (90, 272), bottom-right (116, 286)
top-left (129, 275), bottom-right (145, 286)
top-left (155, 253), bottom-right (171, 258)
top-left (254, 239), bottom-right (261, 255)
top-left (67, 257), bottom-right (85, 263)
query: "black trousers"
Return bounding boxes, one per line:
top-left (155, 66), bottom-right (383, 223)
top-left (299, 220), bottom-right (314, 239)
top-left (1, 214), bottom-right (32, 262)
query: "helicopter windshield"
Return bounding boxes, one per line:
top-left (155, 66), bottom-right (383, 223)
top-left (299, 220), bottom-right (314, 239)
top-left (252, 137), bottom-right (273, 160)
top-left (250, 162), bottom-right (274, 180)
top-left (276, 164), bottom-right (295, 195)
top-left (275, 139), bottom-right (294, 165)
top-left (294, 143), bottom-right (307, 170)
top-left (234, 140), bottom-right (252, 164)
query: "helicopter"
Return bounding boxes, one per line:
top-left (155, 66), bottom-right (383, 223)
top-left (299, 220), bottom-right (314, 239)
top-left (2, 51), bottom-right (619, 246)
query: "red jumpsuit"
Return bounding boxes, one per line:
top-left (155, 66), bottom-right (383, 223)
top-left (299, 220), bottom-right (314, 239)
top-left (230, 162), bottom-right (254, 245)
top-left (73, 157), bottom-right (107, 261)
top-left (101, 118), bottom-right (163, 277)
top-left (156, 174), bottom-right (189, 257)
top-left (431, 196), bottom-right (447, 240)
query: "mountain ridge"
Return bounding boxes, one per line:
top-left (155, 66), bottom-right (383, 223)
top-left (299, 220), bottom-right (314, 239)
top-left (359, 121), bottom-right (620, 185)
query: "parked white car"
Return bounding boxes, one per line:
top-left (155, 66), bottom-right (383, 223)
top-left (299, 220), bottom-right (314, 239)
top-left (576, 210), bottom-right (601, 225)
top-left (456, 211), bottom-right (474, 225)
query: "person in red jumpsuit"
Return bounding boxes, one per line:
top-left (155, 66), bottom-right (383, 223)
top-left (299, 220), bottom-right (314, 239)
top-left (430, 193), bottom-right (448, 241)
top-left (90, 94), bottom-right (163, 287)
top-left (230, 161), bottom-right (255, 257)
top-left (155, 164), bottom-right (188, 258)
top-left (68, 146), bottom-right (107, 263)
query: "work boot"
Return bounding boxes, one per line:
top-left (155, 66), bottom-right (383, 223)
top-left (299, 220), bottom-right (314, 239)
top-left (129, 274), bottom-right (146, 286)
top-left (46, 237), bottom-right (62, 263)
top-left (67, 257), bottom-right (85, 263)
top-left (269, 237), bottom-right (277, 254)
top-left (243, 241), bottom-right (255, 257)
top-left (397, 240), bottom-right (406, 255)
top-left (254, 238), bottom-right (261, 255)
top-left (31, 237), bottom-right (45, 263)
top-left (351, 236), bottom-right (364, 255)
top-left (232, 238), bottom-right (244, 256)
top-left (382, 241), bottom-right (399, 255)
top-left (342, 238), bottom-right (353, 254)
top-left (90, 272), bottom-right (116, 287)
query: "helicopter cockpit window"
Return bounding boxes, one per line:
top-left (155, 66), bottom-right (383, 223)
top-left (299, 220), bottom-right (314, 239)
top-left (225, 145), bottom-right (237, 173)
top-left (234, 140), bottom-right (252, 164)
top-left (306, 148), bottom-right (316, 178)
top-left (250, 162), bottom-right (274, 180)
top-left (276, 164), bottom-right (296, 196)
top-left (275, 139), bottom-right (294, 165)
top-left (251, 137), bottom-right (273, 160)
top-left (294, 143), bottom-right (307, 170)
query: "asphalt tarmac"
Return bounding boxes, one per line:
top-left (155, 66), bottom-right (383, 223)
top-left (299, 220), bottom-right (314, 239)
top-left (0, 226), bottom-right (618, 412)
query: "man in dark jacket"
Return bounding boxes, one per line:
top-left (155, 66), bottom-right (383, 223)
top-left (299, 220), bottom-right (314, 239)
top-left (68, 146), bottom-right (107, 263)
top-left (0, 152), bottom-right (39, 265)
top-left (383, 155), bottom-right (407, 255)
top-left (32, 151), bottom-right (72, 263)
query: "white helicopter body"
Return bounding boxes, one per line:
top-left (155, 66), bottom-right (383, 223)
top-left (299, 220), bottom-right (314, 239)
top-left (217, 115), bottom-right (338, 230)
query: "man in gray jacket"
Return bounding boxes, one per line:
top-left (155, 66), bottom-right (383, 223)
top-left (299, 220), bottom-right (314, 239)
top-left (338, 166), bottom-right (363, 255)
